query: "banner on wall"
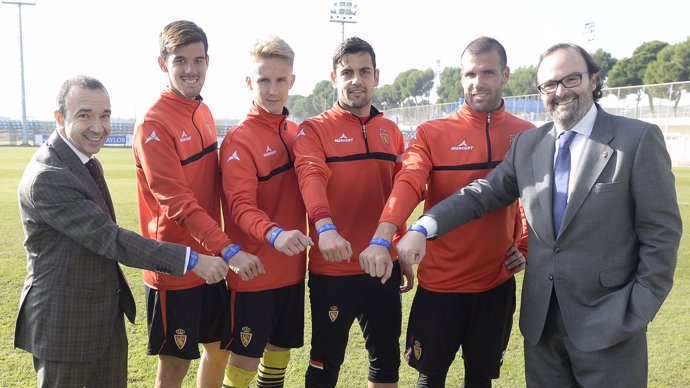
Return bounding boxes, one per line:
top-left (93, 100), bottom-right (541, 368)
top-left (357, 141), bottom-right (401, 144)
top-left (34, 134), bottom-right (132, 146)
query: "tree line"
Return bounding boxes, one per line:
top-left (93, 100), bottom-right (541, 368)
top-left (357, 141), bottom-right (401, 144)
top-left (286, 37), bottom-right (690, 121)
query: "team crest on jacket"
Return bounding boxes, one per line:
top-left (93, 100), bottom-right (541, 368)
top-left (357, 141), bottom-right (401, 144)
top-left (328, 305), bottom-right (339, 322)
top-left (174, 328), bottom-right (187, 349)
top-left (413, 340), bottom-right (422, 360)
top-left (240, 326), bottom-right (253, 347)
top-left (509, 134), bottom-right (517, 146)
top-left (379, 128), bottom-right (390, 147)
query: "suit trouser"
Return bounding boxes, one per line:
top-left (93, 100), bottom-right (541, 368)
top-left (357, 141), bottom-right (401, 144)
top-left (33, 312), bottom-right (128, 388)
top-left (524, 290), bottom-right (647, 388)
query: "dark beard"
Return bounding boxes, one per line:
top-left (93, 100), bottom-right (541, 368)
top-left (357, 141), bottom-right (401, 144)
top-left (547, 92), bottom-right (592, 130)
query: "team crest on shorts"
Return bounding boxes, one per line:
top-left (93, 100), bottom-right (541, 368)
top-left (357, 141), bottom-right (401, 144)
top-left (240, 326), bottom-right (253, 347)
top-left (174, 328), bottom-right (187, 349)
top-left (413, 340), bottom-right (422, 360)
top-left (328, 305), bottom-right (339, 322)
top-left (379, 128), bottom-right (390, 148)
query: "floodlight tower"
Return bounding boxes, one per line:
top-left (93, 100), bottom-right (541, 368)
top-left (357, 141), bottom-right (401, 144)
top-left (3, 0), bottom-right (35, 145)
top-left (329, 1), bottom-right (359, 41)
top-left (584, 21), bottom-right (596, 46)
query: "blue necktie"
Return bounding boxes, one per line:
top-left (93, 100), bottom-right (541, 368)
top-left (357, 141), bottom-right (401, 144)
top-left (553, 131), bottom-right (576, 237)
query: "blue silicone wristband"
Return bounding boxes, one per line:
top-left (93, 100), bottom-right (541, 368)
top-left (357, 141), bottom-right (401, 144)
top-left (268, 227), bottom-right (284, 248)
top-left (408, 223), bottom-right (428, 238)
top-left (187, 250), bottom-right (199, 270)
top-left (223, 244), bottom-right (241, 262)
top-left (369, 237), bottom-right (392, 250)
top-left (317, 223), bottom-right (336, 236)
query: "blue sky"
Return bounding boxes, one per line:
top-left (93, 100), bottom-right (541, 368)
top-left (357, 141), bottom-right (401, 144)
top-left (1, 0), bottom-right (687, 120)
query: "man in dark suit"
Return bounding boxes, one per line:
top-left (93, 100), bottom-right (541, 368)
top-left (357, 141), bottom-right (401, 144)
top-left (396, 44), bottom-right (682, 387)
top-left (15, 75), bottom-right (230, 388)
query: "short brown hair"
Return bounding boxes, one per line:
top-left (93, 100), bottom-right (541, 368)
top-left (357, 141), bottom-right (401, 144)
top-left (159, 20), bottom-right (208, 60)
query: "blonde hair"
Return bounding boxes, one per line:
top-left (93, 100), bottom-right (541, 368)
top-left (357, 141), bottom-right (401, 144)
top-left (249, 35), bottom-right (295, 66)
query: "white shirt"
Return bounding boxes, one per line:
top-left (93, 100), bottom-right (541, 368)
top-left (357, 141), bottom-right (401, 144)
top-left (57, 130), bottom-right (91, 164)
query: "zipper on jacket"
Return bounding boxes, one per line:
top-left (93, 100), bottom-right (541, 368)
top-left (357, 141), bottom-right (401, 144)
top-left (191, 100), bottom-right (207, 149)
top-left (278, 119), bottom-right (293, 163)
top-left (361, 122), bottom-right (370, 153)
top-left (485, 112), bottom-right (492, 163)
top-left (354, 108), bottom-right (381, 154)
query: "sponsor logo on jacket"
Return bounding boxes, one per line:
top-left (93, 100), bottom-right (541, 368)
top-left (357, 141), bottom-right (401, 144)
top-left (263, 146), bottom-right (277, 157)
top-left (145, 130), bottom-right (161, 144)
top-left (335, 133), bottom-right (353, 143)
top-left (451, 140), bottom-right (474, 151)
top-left (179, 131), bottom-right (192, 142)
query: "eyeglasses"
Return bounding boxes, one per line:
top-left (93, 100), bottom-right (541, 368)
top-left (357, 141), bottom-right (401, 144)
top-left (537, 72), bottom-right (588, 94)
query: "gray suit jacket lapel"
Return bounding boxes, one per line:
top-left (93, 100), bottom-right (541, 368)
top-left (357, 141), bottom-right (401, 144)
top-left (49, 132), bottom-right (114, 219)
top-left (533, 124), bottom-right (558, 240)
top-left (560, 108), bottom-right (614, 235)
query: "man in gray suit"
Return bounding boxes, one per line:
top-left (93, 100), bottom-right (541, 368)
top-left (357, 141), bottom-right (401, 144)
top-left (396, 44), bottom-right (682, 387)
top-left (15, 75), bottom-right (230, 388)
